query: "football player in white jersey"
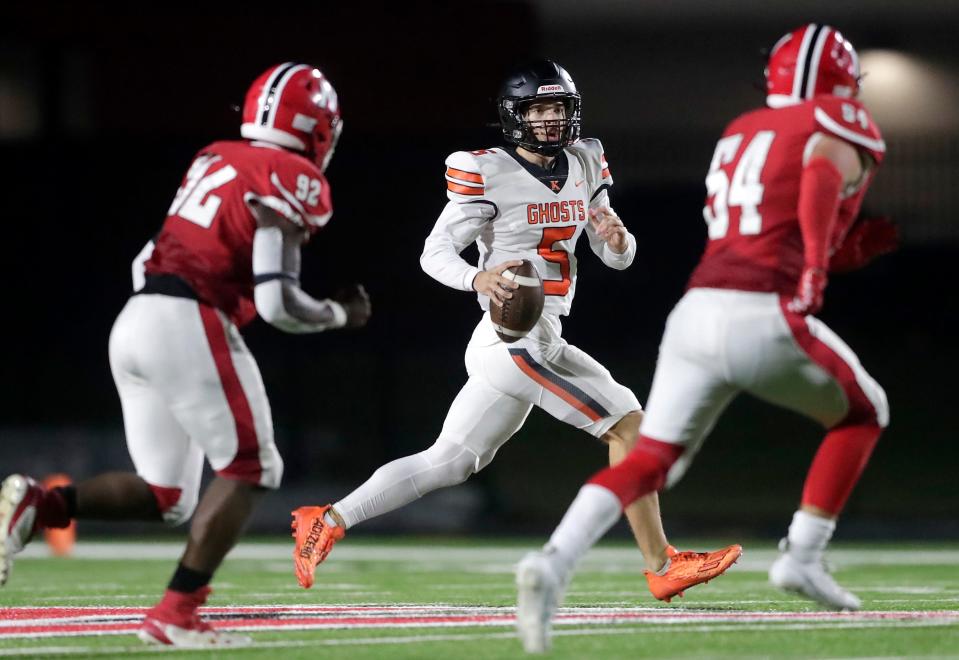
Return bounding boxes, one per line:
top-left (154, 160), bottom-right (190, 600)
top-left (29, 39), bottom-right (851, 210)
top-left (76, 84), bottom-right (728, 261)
top-left (292, 60), bottom-right (740, 595)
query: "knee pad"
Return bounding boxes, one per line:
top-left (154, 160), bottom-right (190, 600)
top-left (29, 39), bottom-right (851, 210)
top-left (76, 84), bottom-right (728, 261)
top-left (472, 445), bottom-right (500, 472)
top-left (415, 439), bottom-right (482, 491)
top-left (148, 483), bottom-right (198, 527)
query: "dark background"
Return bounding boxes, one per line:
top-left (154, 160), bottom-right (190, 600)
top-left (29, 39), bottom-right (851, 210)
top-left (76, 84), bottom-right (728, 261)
top-left (2, 1), bottom-right (957, 540)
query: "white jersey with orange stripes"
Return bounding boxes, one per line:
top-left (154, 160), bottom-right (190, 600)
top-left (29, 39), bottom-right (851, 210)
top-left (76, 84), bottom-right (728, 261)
top-left (420, 138), bottom-right (636, 318)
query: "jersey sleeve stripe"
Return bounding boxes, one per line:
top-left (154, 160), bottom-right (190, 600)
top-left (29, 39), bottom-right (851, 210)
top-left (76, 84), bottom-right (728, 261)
top-left (444, 174), bottom-right (484, 189)
top-left (267, 173), bottom-right (333, 228)
top-left (447, 181), bottom-right (485, 196)
top-left (813, 107), bottom-right (886, 153)
top-left (601, 167), bottom-right (611, 178)
top-left (446, 167), bottom-right (484, 184)
top-left (590, 183), bottom-right (611, 202)
top-left (270, 173), bottom-right (310, 217)
top-left (243, 192), bottom-right (304, 227)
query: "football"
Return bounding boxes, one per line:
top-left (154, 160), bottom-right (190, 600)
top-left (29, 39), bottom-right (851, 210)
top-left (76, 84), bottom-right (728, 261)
top-left (490, 260), bottom-right (545, 343)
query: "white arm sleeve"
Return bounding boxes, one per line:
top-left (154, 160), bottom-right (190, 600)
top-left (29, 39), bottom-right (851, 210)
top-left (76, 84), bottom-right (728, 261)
top-left (420, 200), bottom-right (495, 291)
top-left (131, 239), bottom-right (155, 291)
top-left (252, 227), bottom-right (347, 333)
top-left (586, 204), bottom-right (637, 270)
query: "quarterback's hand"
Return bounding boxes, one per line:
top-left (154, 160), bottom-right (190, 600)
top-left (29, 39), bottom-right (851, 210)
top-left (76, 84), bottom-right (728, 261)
top-left (787, 267), bottom-right (828, 316)
top-left (829, 216), bottom-right (899, 273)
top-left (333, 284), bottom-right (371, 328)
top-left (472, 260), bottom-right (522, 308)
top-left (589, 207), bottom-right (628, 254)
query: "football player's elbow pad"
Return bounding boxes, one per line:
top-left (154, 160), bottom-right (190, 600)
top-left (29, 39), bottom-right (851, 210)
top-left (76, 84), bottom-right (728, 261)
top-left (252, 227), bottom-right (346, 333)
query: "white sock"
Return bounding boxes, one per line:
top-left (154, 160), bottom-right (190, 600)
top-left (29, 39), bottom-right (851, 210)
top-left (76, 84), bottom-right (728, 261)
top-left (543, 484), bottom-right (623, 576)
top-left (785, 510), bottom-right (836, 563)
top-left (332, 453), bottom-right (432, 529)
top-left (323, 511), bottom-right (338, 527)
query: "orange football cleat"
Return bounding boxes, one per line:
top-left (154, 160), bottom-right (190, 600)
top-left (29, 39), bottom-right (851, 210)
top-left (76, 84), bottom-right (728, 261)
top-left (645, 543), bottom-right (742, 602)
top-left (291, 505), bottom-right (344, 589)
top-left (42, 474), bottom-right (76, 557)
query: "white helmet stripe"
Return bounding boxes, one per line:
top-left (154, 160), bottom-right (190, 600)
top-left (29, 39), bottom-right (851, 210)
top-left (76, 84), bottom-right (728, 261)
top-left (791, 23), bottom-right (818, 100)
top-left (805, 26), bottom-right (831, 100)
top-left (266, 64), bottom-right (311, 129)
top-left (256, 62), bottom-right (294, 126)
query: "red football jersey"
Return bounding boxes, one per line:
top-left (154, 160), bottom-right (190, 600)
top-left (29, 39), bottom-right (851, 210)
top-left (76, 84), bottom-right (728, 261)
top-left (146, 140), bottom-right (332, 326)
top-left (688, 96), bottom-right (885, 295)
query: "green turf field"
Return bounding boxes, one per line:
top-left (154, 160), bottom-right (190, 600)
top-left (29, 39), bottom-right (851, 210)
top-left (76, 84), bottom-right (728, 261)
top-left (1, 538), bottom-right (957, 658)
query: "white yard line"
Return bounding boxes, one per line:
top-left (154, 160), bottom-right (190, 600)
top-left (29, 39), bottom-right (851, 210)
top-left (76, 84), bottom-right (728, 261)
top-left (0, 620), bottom-right (955, 656)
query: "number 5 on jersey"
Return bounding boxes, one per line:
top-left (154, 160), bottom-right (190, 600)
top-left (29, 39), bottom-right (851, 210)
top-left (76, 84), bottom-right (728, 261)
top-left (703, 131), bottom-right (775, 239)
top-left (538, 226), bottom-right (576, 296)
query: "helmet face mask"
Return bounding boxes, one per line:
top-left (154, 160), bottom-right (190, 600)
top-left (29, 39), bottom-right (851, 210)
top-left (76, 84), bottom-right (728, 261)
top-left (240, 63), bottom-right (342, 172)
top-left (498, 60), bottom-right (581, 156)
top-left (316, 115), bottom-right (343, 172)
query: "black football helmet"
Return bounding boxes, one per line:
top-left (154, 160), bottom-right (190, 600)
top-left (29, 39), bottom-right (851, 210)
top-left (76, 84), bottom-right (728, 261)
top-left (497, 59), bottom-right (581, 156)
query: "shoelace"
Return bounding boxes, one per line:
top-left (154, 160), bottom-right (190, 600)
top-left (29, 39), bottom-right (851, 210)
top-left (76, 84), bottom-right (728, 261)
top-left (664, 550), bottom-right (728, 580)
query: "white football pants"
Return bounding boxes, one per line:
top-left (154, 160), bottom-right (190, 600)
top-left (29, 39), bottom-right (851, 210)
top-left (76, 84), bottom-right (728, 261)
top-left (334, 312), bottom-right (641, 527)
top-left (638, 288), bottom-right (889, 488)
top-left (109, 294), bottom-right (283, 525)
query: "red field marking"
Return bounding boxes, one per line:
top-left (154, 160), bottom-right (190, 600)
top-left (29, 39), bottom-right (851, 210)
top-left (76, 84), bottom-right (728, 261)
top-left (0, 606), bottom-right (956, 639)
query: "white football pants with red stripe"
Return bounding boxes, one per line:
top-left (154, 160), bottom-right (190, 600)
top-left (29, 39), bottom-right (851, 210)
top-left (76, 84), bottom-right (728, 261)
top-left (641, 287), bottom-right (888, 488)
top-left (109, 294), bottom-right (283, 525)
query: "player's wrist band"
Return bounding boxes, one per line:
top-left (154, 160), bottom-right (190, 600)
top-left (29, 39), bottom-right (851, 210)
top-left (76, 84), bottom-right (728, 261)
top-left (325, 300), bottom-right (348, 328)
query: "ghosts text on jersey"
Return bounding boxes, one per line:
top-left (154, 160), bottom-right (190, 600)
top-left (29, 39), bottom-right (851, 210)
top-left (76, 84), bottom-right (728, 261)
top-left (526, 200), bottom-right (587, 225)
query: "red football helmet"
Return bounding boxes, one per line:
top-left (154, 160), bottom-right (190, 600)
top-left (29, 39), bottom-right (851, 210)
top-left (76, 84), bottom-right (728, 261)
top-left (765, 24), bottom-right (861, 108)
top-left (240, 63), bottom-right (342, 172)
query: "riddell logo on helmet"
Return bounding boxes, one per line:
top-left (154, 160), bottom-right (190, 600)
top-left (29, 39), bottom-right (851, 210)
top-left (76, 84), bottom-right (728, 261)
top-left (536, 84), bottom-right (564, 94)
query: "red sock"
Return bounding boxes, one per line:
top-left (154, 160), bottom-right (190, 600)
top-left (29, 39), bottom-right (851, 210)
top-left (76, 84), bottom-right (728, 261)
top-left (801, 423), bottom-right (882, 515)
top-left (588, 435), bottom-right (684, 507)
top-left (36, 486), bottom-right (73, 529)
